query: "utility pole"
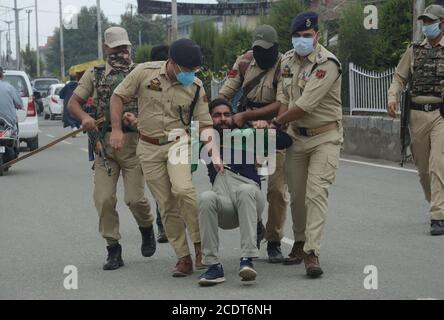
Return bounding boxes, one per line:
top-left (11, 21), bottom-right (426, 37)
top-left (413, 0), bottom-right (425, 42)
top-left (35, 0), bottom-right (40, 77)
top-left (26, 9), bottom-right (32, 49)
top-left (97, 0), bottom-right (103, 60)
top-left (14, 0), bottom-right (21, 70)
top-left (171, 0), bottom-right (178, 42)
top-left (3, 21), bottom-right (13, 67)
top-left (59, 0), bottom-right (65, 78)
top-left (0, 30), bottom-right (4, 66)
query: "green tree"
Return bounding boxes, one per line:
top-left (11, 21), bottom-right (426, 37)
top-left (135, 44), bottom-right (152, 63)
top-left (191, 19), bottom-right (218, 70)
top-left (120, 12), bottom-right (166, 49)
top-left (263, 0), bottom-right (307, 53)
top-left (21, 46), bottom-right (44, 78)
top-left (46, 6), bottom-right (111, 77)
top-left (213, 24), bottom-right (252, 72)
top-left (338, 0), bottom-right (376, 69)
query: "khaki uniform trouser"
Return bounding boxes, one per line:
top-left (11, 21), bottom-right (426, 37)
top-left (137, 138), bottom-right (200, 259)
top-left (94, 133), bottom-right (153, 244)
top-left (199, 170), bottom-right (265, 265)
top-left (286, 128), bottom-right (342, 257)
top-left (410, 110), bottom-right (444, 220)
top-left (265, 150), bottom-right (290, 242)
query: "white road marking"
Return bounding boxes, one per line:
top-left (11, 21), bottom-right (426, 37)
top-left (46, 134), bottom-right (55, 138)
top-left (340, 158), bottom-right (417, 173)
top-left (81, 148), bottom-right (89, 153)
top-left (61, 141), bottom-right (72, 145)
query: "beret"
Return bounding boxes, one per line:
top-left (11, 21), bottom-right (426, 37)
top-left (291, 11), bottom-right (319, 34)
top-left (169, 38), bottom-right (203, 69)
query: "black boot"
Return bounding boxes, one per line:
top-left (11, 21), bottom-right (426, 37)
top-left (103, 243), bottom-right (124, 271)
top-left (267, 241), bottom-right (284, 264)
top-left (139, 226), bottom-right (156, 257)
top-left (431, 220), bottom-right (444, 236)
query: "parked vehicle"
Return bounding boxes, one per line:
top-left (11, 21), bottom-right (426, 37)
top-left (31, 78), bottom-right (60, 114)
top-left (43, 84), bottom-right (65, 120)
top-left (3, 70), bottom-right (39, 151)
top-left (0, 117), bottom-right (19, 176)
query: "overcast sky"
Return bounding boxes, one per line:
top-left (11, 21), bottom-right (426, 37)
top-left (0, 0), bottom-right (217, 58)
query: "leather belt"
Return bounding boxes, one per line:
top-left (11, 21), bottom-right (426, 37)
top-left (410, 103), bottom-right (443, 112)
top-left (139, 133), bottom-right (176, 146)
top-left (294, 122), bottom-right (338, 137)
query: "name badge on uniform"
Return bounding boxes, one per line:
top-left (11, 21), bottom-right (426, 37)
top-left (282, 65), bottom-right (293, 78)
top-left (148, 78), bottom-right (162, 92)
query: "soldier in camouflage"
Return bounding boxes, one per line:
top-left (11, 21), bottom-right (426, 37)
top-left (388, 5), bottom-right (444, 236)
top-left (68, 27), bottom-right (156, 270)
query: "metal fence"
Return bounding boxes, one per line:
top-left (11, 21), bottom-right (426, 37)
top-left (349, 62), bottom-right (396, 115)
top-left (212, 63), bottom-right (399, 116)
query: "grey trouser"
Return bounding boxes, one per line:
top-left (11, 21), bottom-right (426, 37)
top-left (199, 170), bottom-right (266, 265)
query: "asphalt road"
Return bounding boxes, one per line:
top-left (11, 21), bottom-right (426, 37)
top-left (0, 117), bottom-right (443, 300)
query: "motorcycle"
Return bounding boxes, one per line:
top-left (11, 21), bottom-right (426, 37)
top-left (0, 117), bottom-right (20, 176)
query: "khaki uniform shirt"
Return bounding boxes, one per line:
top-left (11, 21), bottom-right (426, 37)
top-left (388, 37), bottom-right (444, 105)
top-left (276, 44), bottom-right (342, 131)
top-left (74, 63), bottom-right (116, 102)
top-left (113, 61), bottom-right (213, 138)
top-left (219, 52), bottom-right (282, 104)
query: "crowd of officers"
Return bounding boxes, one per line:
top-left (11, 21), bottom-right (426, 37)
top-left (66, 6), bottom-right (444, 287)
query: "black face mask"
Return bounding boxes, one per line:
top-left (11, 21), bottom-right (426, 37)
top-left (253, 44), bottom-right (279, 70)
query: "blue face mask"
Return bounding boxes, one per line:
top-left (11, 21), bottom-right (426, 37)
top-left (176, 66), bottom-right (196, 87)
top-left (422, 22), bottom-right (441, 39)
top-left (292, 37), bottom-right (315, 57)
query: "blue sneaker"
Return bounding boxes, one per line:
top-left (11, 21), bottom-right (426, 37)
top-left (198, 264), bottom-right (226, 287)
top-left (239, 258), bottom-right (257, 282)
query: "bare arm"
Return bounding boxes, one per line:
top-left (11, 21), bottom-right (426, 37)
top-left (110, 94), bottom-right (124, 132)
top-left (108, 94), bottom-right (125, 151)
top-left (233, 101), bottom-right (281, 127)
top-left (68, 94), bottom-right (97, 131)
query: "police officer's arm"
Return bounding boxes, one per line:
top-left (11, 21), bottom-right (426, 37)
top-left (195, 88), bottom-right (225, 173)
top-left (388, 46), bottom-right (412, 118)
top-left (235, 101), bottom-right (281, 125)
top-left (218, 56), bottom-right (243, 101)
top-left (69, 69), bottom-right (97, 131)
top-left (110, 66), bottom-right (142, 150)
top-left (275, 61), bottom-right (340, 125)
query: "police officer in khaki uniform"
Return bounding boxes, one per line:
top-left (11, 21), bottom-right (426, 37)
top-left (68, 27), bottom-right (156, 270)
top-left (389, 5), bottom-right (444, 236)
top-left (218, 25), bottom-right (289, 263)
top-left (271, 12), bottom-right (343, 278)
top-left (109, 39), bottom-right (217, 277)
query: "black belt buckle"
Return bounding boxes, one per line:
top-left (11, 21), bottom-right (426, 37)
top-left (299, 128), bottom-right (308, 136)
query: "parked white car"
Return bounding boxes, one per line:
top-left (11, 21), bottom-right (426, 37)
top-left (43, 84), bottom-right (65, 120)
top-left (3, 70), bottom-right (39, 151)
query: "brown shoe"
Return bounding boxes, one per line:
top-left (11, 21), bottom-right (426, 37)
top-left (283, 242), bottom-right (305, 266)
top-left (172, 255), bottom-right (193, 277)
top-left (194, 243), bottom-right (206, 270)
top-left (303, 252), bottom-right (324, 278)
